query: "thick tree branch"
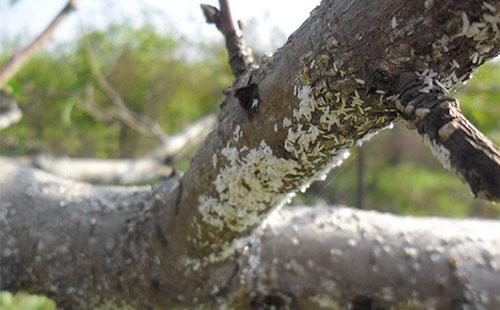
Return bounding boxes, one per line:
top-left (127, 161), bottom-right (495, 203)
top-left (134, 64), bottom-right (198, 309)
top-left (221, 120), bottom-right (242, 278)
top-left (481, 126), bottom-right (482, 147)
top-left (0, 93), bottom-right (22, 130)
top-left (0, 0), bottom-right (77, 88)
top-left (1, 0), bottom-right (499, 308)
top-left (238, 207), bottom-right (500, 309)
top-left (0, 163), bottom-right (180, 308)
top-left (201, 0), bottom-right (256, 78)
top-left (1, 164), bottom-right (498, 308)
top-left (166, 0), bottom-right (500, 267)
top-left (0, 115), bottom-right (216, 184)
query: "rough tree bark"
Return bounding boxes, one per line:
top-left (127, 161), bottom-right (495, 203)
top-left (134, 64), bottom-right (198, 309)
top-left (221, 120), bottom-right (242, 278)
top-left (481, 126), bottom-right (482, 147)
top-left (1, 0), bottom-right (499, 309)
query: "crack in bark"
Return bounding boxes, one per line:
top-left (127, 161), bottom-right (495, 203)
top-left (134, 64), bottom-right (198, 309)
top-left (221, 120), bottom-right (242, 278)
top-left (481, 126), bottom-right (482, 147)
top-left (340, 0), bottom-right (361, 17)
top-left (173, 175), bottom-right (184, 215)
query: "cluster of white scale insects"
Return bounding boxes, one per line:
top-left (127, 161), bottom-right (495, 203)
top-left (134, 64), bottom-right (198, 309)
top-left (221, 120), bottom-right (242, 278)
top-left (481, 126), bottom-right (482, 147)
top-left (197, 79), bottom-right (387, 234)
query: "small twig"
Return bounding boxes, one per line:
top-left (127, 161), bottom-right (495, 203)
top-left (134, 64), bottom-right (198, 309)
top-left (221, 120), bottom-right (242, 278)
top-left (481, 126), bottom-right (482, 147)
top-left (201, 0), bottom-right (256, 78)
top-left (0, 92), bottom-right (23, 130)
top-left (0, 0), bottom-right (77, 88)
top-left (396, 75), bottom-right (500, 201)
top-left (149, 114), bottom-right (217, 160)
top-left (85, 40), bottom-right (168, 142)
top-left (76, 85), bottom-right (116, 122)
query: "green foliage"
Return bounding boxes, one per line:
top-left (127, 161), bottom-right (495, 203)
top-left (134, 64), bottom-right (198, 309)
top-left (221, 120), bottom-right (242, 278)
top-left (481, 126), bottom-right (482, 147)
top-left (0, 291), bottom-right (55, 310)
top-left (455, 62), bottom-right (500, 144)
top-left (5, 81), bottom-right (26, 99)
top-left (0, 23), bottom-right (231, 157)
top-left (369, 164), bottom-right (470, 216)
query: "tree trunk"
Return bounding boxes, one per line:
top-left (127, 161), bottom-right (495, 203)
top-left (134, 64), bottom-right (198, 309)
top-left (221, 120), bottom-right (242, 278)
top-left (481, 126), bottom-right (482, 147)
top-left (1, 0), bottom-right (499, 308)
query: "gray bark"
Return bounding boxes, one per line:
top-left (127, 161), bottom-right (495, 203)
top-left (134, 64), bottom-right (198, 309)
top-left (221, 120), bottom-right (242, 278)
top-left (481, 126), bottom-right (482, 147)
top-left (241, 207), bottom-right (500, 309)
top-left (1, 0), bottom-right (499, 308)
top-left (394, 75), bottom-right (500, 200)
top-left (1, 164), bottom-right (499, 308)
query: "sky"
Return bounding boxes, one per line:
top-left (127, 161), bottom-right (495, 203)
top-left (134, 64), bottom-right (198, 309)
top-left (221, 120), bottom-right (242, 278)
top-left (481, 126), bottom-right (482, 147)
top-left (2, 0), bottom-right (498, 60)
top-left (0, 0), bottom-right (320, 54)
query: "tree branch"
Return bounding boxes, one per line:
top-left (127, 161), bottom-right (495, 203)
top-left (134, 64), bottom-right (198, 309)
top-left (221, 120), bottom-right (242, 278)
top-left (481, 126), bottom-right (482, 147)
top-left (394, 74), bottom-right (500, 200)
top-left (166, 0), bottom-right (500, 266)
top-left (1, 163), bottom-right (498, 308)
top-left (239, 206), bottom-right (500, 309)
top-left (86, 41), bottom-right (169, 142)
top-left (75, 85), bottom-right (117, 122)
top-left (0, 93), bottom-right (22, 130)
top-left (0, 0), bottom-right (77, 88)
top-left (0, 115), bottom-right (216, 184)
top-left (1, 0), bottom-right (499, 308)
top-left (0, 155), bottom-right (172, 184)
top-left (201, 0), bottom-right (256, 78)
top-left (148, 114), bottom-right (217, 160)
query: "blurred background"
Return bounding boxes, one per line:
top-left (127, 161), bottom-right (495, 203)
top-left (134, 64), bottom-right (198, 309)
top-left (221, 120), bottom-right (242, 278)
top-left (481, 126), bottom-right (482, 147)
top-left (0, 0), bottom-right (499, 307)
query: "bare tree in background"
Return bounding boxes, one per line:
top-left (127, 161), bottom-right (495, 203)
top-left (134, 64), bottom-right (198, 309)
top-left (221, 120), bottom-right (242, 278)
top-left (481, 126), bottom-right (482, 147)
top-left (1, 0), bottom-right (500, 309)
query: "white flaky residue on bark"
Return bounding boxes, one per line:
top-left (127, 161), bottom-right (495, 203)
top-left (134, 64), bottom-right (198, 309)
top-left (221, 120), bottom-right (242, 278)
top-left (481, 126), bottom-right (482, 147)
top-left (428, 3), bottom-right (500, 89)
top-left (199, 140), bottom-right (299, 232)
top-left (287, 84), bottom-right (352, 165)
top-left (198, 32), bottom-right (402, 235)
top-left (457, 4), bottom-right (500, 65)
top-left (385, 3), bottom-right (500, 96)
top-left (309, 294), bottom-right (342, 309)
